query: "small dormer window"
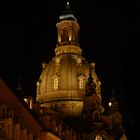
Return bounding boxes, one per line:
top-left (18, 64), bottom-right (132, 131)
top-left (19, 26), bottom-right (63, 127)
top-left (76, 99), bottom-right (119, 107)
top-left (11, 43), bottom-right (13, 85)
top-left (79, 78), bottom-right (83, 89)
top-left (54, 78), bottom-right (59, 90)
top-left (78, 75), bottom-right (85, 89)
top-left (52, 75), bottom-right (60, 90)
top-left (77, 57), bottom-right (82, 64)
top-left (95, 135), bottom-right (102, 140)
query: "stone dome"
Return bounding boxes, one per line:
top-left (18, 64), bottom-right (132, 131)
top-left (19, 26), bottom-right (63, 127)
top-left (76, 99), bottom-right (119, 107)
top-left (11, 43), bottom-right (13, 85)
top-left (36, 52), bottom-right (101, 117)
top-left (36, 4), bottom-right (101, 117)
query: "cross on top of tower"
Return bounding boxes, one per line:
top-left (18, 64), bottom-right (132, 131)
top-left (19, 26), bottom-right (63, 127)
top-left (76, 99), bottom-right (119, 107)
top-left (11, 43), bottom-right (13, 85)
top-left (59, 0), bottom-right (77, 21)
top-left (66, 0), bottom-right (70, 10)
top-left (66, 0), bottom-right (70, 6)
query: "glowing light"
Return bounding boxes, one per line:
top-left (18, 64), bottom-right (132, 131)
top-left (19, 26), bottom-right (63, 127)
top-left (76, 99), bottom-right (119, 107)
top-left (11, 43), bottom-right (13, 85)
top-left (54, 78), bottom-right (59, 90)
top-left (58, 34), bottom-right (61, 42)
top-left (30, 99), bottom-right (33, 109)
top-left (109, 102), bottom-right (112, 107)
top-left (24, 98), bottom-right (27, 103)
top-left (67, 1), bottom-right (69, 6)
top-left (55, 57), bottom-right (60, 64)
top-left (79, 78), bottom-right (84, 89)
top-left (95, 135), bottom-right (102, 140)
top-left (69, 34), bottom-right (72, 41)
top-left (91, 62), bottom-right (95, 68)
top-left (77, 58), bottom-right (82, 64)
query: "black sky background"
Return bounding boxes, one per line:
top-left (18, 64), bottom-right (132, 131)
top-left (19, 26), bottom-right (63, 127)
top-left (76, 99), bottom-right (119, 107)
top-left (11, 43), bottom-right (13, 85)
top-left (0, 0), bottom-right (139, 139)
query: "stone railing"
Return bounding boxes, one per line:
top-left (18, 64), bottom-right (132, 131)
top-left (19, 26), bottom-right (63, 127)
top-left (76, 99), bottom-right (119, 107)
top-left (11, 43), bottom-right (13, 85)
top-left (38, 90), bottom-right (84, 102)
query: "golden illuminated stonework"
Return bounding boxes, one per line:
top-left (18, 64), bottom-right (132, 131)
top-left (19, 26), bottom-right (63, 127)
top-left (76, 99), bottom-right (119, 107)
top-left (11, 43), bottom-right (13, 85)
top-left (36, 3), bottom-right (101, 117)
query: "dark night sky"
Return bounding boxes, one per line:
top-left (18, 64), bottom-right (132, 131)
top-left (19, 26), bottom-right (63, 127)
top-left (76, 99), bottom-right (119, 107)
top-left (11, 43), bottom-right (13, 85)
top-left (0, 0), bottom-right (139, 139)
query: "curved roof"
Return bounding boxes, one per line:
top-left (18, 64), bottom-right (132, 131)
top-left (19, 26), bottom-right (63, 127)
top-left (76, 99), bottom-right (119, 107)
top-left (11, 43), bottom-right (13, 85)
top-left (36, 54), bottom-right (91, 102)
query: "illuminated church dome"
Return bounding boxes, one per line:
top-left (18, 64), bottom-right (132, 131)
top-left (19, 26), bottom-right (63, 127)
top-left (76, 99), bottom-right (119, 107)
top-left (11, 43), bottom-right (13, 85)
top-left (36, 2), bottom-right (101, 117)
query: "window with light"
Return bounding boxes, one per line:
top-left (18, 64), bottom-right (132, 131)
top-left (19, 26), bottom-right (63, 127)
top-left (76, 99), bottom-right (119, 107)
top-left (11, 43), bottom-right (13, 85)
top-left (54, 78), bottom-right (59, 90)
top-left (95, 135), bottom-right (102, 140)
top-left (79, 75), bottom-right (85, 89)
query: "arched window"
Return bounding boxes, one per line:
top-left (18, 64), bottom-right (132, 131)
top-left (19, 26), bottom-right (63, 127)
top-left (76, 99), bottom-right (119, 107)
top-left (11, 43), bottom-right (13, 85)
top-left (95, 135), bottom-right (102, 140)
top-left (53, 75), bottom-right (60, 90)
top-left (79, 78), bottom-right (83, 89)
top-left (54, 78), bottom-right (59, 90)
top-left (61, 27), bottom-right (69, 42)
top-left (78, 75), bottom-right (85, 89)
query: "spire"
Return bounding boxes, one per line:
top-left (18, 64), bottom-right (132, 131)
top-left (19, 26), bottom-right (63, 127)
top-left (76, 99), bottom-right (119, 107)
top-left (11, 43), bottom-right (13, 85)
top-left (85, 66), bottom-right (96, 96)
top-left (88, 66), bottom-right (94, 84)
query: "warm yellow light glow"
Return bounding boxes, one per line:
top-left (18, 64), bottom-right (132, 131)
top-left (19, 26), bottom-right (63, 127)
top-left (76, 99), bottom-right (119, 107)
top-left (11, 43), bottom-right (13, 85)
top-left (67, 1), bottom-right (69, 6)
top-left (69, 33), bottom-right (72, 41)
top-left (109, 102), bottom-right (112, 107)
top-left (29, 99), bottom-right (33, 109)
top-left (78, 75), bottom-right (85, 90)
top-left (91, 62), bottom-right (95, 68)
top-left (95, 135), bottom-right (102, 140)
top-left (77, 57), bottom-right (82, 64)
top-left (55, 57), bottom-right (60, 64)
top-left (42, 62), bottom-right (47, 69)
top-left (46, 132), bottom-right (61, 140)
top-left (54, 78), bottom-right (59, 90)
top-left (24, 98), bottom-right (27, 103)
top-left (58, 34), bottom-right (61, 42)
top-left (79, 78), bottom-right (84, 89)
